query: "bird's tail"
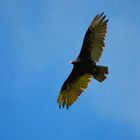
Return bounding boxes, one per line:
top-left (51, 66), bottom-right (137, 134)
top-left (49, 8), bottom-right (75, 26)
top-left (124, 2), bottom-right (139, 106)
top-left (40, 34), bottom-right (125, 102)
top-left (92, 65), bottom-right (108, 82)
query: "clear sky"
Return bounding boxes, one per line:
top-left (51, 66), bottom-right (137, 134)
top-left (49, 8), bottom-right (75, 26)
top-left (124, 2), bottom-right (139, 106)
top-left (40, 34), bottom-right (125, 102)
top-left (0, 0), bottom-right (140, 140)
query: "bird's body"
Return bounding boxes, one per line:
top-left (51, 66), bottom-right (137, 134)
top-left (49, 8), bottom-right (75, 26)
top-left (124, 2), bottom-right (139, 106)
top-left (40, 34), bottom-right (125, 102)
top-left (62, 59), bottom-right (95, 89)
top-left (57, 13), bottom-right (109, 109)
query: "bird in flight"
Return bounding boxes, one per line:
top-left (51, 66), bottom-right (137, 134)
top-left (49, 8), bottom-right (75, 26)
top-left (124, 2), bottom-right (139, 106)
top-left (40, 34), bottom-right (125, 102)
top-left (57, 13), bottom-right (109, 109)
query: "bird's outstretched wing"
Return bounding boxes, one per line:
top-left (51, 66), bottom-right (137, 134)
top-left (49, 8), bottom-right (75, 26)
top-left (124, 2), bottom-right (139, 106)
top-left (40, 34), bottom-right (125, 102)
top-left (57, 66), bottom-right (92, 109)
top-left (78, 13), bottom-right (108, 62)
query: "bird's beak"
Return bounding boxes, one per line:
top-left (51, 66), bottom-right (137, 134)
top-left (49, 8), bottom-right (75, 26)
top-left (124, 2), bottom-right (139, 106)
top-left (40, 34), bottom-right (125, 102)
top-left (69, 61), bottom-right (73, 64)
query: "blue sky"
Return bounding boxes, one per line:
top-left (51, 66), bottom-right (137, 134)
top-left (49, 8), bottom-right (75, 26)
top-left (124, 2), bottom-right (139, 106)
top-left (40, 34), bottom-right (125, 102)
top-left (0, 0), bottom-right (140, 140)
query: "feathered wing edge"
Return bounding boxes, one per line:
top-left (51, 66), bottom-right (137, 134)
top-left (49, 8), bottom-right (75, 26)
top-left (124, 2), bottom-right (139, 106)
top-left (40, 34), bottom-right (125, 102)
top-left (78, 12), bottom-right (108, 62)
top-left (57, 74), bottom-right (92, 109)
top-left (89, 12), bottom-right (108, 62)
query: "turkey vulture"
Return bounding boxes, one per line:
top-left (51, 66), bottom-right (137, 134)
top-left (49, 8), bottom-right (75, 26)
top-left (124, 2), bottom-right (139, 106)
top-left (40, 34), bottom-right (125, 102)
top-left (57, 13), bottom-right (108, 109)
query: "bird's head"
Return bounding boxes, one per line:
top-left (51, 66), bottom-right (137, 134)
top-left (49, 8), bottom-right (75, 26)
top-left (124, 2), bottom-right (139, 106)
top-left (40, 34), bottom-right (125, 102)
top-left (69, 60), bottom-right (76, 65)
top-left (69, 58), bottom-right (80, 65)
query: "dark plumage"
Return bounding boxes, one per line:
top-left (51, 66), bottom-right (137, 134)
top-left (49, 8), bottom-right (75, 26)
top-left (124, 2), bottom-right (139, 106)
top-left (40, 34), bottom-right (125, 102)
top-left (57, 13), bottom-right (109, 109)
